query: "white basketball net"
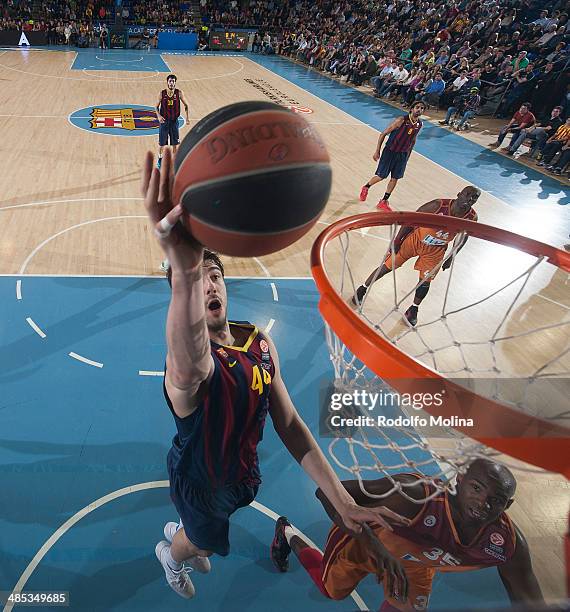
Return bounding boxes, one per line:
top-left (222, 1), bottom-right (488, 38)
top-left (320, 220), bottom-right (570, 502)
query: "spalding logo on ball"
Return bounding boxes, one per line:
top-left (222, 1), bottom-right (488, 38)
top-left (172, 101), bottom-right (332, 257)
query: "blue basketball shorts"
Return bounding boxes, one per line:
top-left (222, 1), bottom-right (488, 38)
top-left (376, 149), bottom-right (409, 180)
top-left (168, 469), bottom-right (258, 557)
top-left (159, 119), bottom-right (180, 146)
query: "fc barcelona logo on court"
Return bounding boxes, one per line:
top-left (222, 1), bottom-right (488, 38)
top-left (69, 104), bottom-right (185, 137)
top-left (90, 107), bottom-right (159, 131)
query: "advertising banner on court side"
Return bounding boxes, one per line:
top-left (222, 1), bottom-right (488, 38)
top-left (0, 31), bottom-right (47, 46)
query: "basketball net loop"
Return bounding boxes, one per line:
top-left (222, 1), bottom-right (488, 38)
top-left (312, 212), bottom-right (570, 494)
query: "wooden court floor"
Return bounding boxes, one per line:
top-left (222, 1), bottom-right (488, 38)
top-left (0, 48), bottom-right (568, 603)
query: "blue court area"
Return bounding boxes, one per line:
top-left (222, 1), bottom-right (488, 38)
top-left (250, 54), bottom-right (569, 208)
top-left (71, 49), bottom-right (171, 72)
top-left (0, 276), bottom-right (510, 611)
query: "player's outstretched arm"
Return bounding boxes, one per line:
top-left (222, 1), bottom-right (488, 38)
top-left (141, 149), bottom-right (214, 418)
top-left (497, 526), bottom-right (544, 604)
top-left (316, 475), bottom-right (423, 534)
top-left (265, 334), bottom-right (410, 533)
top-left (374, 116), bottom-right (404, 160)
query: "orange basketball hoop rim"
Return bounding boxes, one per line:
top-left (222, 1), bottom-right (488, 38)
top-left (311, 212), bottom-right (570, 478)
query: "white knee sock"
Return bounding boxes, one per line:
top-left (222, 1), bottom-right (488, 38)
top-left (165, 545), bottom-right (183, 571)
top-left (284, 525), bottom-right (300, 544)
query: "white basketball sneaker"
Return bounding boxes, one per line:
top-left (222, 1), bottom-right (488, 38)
top-left (155, 540), bottom-right (195, 599)
top-left (163, 522), bottom-right (212, 574)
top-left (160, 259), bottom-right (170, 272)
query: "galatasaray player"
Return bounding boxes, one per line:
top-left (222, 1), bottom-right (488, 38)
top-left (359, 101), bottom-right (425, 212)
top-left (142, 150), bottom-right (408, 599)
top-left (271, 458), bottom-right (544, 611)
top-left (352, 186), bottom-right (480, 326)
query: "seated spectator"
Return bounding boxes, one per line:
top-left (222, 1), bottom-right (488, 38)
top-left (415, 72), bottom-right (446, 106)
top-left (496, 63), bottom-right (537, 117)
top-left (489, 102), bottom-right (536, 149)
top-left (537, 118), bottom-right (570, 166)
top-left (504, 106), bottom-right (565, 157)
top-left (376, 62), bottom-right (409, 97)
top-left (546, 142), bottom-right (570, 175)
top-left (401, 69), bottom-right (426, 105)
top-left (370, 59), bottom-right (395, 94)
top-left (440, 86), bottom-right (481, 130)
top-left (440, 69), bottom-right (469, 107)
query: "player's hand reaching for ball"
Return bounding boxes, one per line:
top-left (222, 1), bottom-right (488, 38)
top-left (141, 148), bottom-right (203, 272)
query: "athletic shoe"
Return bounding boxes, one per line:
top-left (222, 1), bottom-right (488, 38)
top-left (271, 516), bottom-right (292, 572)
top-left (351, 284), bottom-right (368, 307)
top-left (488, 142), bottom-right (500, 148)
top-left (554, 168), bottom-right (562, 175)
top-left (359, 185), bottom-right (369, 201)
top-left (164, 521), bottom-right (181, 543)
top-left (155, 541), bottom-right (195, 599)
top-left (537, 161), bottom-right (546, 167)
top-left (404, 305), bottom-right (418, 327)
top-left (160, 259), bottom-right (170, 272)
top-left (157, 157), bottom-right (162, 170)
top-left (377, 199), bottom-right (393, 212)
top-left (439, 120), bottom-right (448, 125)
top-left (163, 523), bottom-right (211, 574)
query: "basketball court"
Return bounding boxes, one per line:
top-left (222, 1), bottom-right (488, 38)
top-left (0, 47), bottom-right (568, 611)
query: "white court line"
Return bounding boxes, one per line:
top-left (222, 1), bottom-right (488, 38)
top-left (0, 196), bottom-right (142, 211)
top-left (270, 282), bottom-right (279, 301)
top-left (26, 317), bottom-right (46, 339)
top-left (69, 352), bottom-right (103, 368)
top-left (253, 257), bottom-right (271, 278)
top-left (2, 481), bottom-right (367, 612)
top-left (265, 318), bottom-right (276, 333)
top-left (82, 68), bottom-right (159, 79)
top-left (0, 52), bottom-right (243, 84)
top-left (139, 370), bottom-right (164, 377)
top-left (16, 279), bottom-right (22, 300)
top-left (95, 55), bottom-right (144, 62)
top-left (160, 53), bottom-right (172, 72)
top-left (536, 293), bottom-right (570, 311)
top-left (18, 215), bottom-right (147, 274)
top-left (68, 51), bottom-right (78, 70)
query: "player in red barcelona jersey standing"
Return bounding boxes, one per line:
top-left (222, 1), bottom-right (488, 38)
top-left (156, 74), bottom-right (190, 171)
top-left (359, 101), bottom-right (425, 212)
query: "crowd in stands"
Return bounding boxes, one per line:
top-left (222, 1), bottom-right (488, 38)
top-left (1, 0), bottom-right (569, 173)
top-left (274, 0), bottom-right (569, 173)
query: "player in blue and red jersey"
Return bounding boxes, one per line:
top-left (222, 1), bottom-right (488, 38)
top-left (271, 458), bottom-right (545, 611)
top-left (359, 101), bottom-right (425, 212)
top-left (156, 74), bottom-right (189, 170)
top-left (141, 149), bottom-right (407, 599)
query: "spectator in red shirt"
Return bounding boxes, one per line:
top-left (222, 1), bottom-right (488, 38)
top-left (488, 103), bottom-right (536, 149)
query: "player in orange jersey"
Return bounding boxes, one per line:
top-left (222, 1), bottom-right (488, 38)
top-left (352, 186), bottom-right (480, 326)
top-left (271, 459), bottom-right (544, 611)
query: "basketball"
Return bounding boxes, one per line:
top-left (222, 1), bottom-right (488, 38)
top-left (172, 101), bottom-right (332, 257)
